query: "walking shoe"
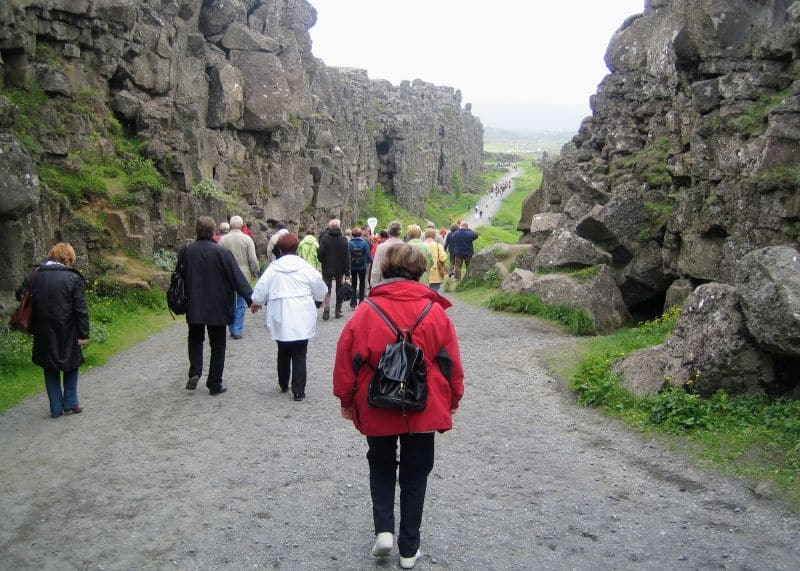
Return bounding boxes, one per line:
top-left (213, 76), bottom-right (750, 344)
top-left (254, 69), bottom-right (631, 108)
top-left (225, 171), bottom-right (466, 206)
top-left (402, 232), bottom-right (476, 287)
top-left (65, 405), bottom-right (84, 414)
top-left (399, 550), bottom-right (421, 569)
top-left (186, 375), bottom-right (199, 390)
top-left (279, 383), bottom-right (289, 393)
top-left (370, 532), bottom-right (393, 557)
top-left (335, 308), bottom-right (343, 318)
top-left (293, 393), bottom-right (304, 401)
top-left (231, 334), bottom-right (242, 340)
top-left (209, 386), bottom-right (228, 396)
top-left (322, 307), bottom-right (330, 321)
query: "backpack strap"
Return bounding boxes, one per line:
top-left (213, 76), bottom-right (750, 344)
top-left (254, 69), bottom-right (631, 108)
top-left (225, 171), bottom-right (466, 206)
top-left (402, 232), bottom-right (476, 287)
top-left (363, 298), bottom-right (435, 340)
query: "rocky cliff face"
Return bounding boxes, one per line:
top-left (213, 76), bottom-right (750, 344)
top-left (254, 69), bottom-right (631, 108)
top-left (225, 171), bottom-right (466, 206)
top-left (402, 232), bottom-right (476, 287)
top-left (0, 0), bottom-right (482, 308)
top-left (518, 0), bottom-right (800, 394)
top-left (521, 0), bottom-right (799, 310)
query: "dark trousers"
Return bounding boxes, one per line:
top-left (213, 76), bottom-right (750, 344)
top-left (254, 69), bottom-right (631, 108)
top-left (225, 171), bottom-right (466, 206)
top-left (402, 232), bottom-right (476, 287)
top-left (452, 255), bottom-right (472, 279)
top-left (367, 433), bottom-right (435, 558)
top-left (277, 339), bottom-right (308, 396)
top-left (188, 323), bottom-right (227, 391)
top-left (322, 273), bottom-right (344, 310)
top-left (350, 269), bottom-right (366, 306)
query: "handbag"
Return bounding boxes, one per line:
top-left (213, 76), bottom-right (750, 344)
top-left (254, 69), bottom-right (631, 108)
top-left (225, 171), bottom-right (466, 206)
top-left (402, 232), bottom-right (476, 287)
top-left (9, 272), bottom-right (36, 334)
top-left (337, 281), bottom-right (353, 302)
top-left (167, 255), bottom-right (188, 316)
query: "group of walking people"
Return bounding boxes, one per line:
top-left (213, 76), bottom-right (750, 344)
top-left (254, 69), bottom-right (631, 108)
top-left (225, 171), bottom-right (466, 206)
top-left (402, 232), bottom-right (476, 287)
top-left (15, 212), bottom-right (469, 569)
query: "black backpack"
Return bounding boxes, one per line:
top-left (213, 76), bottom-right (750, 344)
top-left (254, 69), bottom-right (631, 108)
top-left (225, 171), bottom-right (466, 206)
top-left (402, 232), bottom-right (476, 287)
top-left (364, 298), bottom-right (435, 413)
top-left (350, 243), bottom-right (366, 267)
top-left (167, 254), bottom-right (188, 316)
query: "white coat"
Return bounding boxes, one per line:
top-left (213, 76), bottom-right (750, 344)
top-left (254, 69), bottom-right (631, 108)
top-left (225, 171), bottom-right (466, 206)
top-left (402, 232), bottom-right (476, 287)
top-left (252, 254), bottom-right (327, 341)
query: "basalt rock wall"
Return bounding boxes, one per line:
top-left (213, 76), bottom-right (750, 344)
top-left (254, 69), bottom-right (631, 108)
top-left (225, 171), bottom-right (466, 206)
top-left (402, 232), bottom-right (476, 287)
top-left (519, 0), bottom-right (800, 314)
top-left (517, 0), bottom-right (800, 395)
top-left (0, 0), bottom-right (482, 308)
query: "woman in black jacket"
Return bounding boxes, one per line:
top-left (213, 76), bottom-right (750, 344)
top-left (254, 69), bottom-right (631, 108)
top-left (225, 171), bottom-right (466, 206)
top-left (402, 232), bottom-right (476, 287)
top-left (22, 243), bottom-right (90, 418)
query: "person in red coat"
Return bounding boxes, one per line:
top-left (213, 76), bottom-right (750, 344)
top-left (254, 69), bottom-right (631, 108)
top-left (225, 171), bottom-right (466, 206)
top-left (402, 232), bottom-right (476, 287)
top-left (333, 243), bottom-right (464, 569)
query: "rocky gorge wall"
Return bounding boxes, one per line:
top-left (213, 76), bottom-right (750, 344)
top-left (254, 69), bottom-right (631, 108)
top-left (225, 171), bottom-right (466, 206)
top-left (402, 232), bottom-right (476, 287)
top-left (515, 0), bottom-right (800, 395)
top-left (0, 0), bottom-right (483, 309)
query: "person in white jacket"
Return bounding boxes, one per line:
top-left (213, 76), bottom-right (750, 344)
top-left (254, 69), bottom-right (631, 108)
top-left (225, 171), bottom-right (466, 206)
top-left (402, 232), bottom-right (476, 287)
top-left (250, 232), bottom-right (327, 401)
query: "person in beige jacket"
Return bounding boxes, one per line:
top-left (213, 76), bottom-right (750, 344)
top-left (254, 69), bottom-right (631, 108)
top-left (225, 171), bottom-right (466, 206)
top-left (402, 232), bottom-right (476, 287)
top-left (219, 215), bottom-right (260, 339)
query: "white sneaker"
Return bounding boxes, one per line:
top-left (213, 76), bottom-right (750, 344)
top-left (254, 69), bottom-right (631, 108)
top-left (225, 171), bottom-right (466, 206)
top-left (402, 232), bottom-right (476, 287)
top-left (371, 532), bottom-right (393, 557)
top-left (400, 549), bottom-right (421, 569)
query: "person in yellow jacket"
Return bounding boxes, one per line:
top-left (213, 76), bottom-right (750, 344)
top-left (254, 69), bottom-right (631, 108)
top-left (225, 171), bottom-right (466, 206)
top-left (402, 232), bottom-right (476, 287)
top-left (298, 231), bottom-right (321, 271)
top-left (424, 227), bottom-right (448, 291)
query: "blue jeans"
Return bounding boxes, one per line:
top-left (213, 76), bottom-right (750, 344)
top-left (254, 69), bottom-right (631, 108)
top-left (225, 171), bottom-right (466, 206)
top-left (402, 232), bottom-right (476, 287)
top-left (44, 368), bottom-right (79, 418)
top-left (230, 293), bottom-right (247, 337)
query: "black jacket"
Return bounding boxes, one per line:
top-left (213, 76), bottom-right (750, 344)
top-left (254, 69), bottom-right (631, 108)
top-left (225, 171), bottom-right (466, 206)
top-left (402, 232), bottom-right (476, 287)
top-left (318, 227), bottom-right (350, 276)
top-left (28, 264), bottom-right (90, 371)
top-left (179, 238), bottom-right (253, 326)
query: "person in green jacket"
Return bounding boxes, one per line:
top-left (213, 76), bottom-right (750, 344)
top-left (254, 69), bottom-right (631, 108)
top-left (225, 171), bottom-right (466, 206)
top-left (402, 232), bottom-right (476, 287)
top-left (298, 231), bottom-right (321, 271)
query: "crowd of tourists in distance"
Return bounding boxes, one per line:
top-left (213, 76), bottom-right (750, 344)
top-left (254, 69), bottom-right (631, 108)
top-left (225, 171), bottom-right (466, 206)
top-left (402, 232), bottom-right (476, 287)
top-left (13, 212), bottom-right (472, 569)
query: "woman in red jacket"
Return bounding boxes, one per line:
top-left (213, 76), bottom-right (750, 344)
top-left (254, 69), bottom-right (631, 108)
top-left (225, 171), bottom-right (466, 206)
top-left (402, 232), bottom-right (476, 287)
top-left (333, 243), bottom-right (464, 569)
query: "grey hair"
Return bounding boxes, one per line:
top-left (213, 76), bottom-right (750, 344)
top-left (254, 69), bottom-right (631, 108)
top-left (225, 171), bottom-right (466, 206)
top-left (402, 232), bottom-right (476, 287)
top-left (329, 218), bottom-right (341, 229)
top-left (230, 215), bottom-right (244, 229)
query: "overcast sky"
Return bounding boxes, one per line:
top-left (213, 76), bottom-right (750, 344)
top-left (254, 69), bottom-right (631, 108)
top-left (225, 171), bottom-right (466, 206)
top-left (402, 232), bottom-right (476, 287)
top-left (308, 0), bottom-right (645, 132)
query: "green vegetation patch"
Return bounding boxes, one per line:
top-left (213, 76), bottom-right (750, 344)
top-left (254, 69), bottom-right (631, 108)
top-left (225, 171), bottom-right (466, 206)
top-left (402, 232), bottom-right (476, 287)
top-left (726, 91), bottom-right (790, 136)
top-left (618, 136), bottom-right (672, 186)
top-left (38, 163), bottom-right (109, 205)
top-left (360, 183), bottom-right (428, 230)
top-left (537, 264), bottom-right (604, 282)
top-left (637, 193), bottom-right (677, 239)
top-left (787, 221), bottom-right (800, 240)
top-left (561, 305), bottom-right (800, 503)
top-left (486, 292), bottom-right (595, 335)
top-left (753, 164), bottom-right (800, 194)
top-left (425, 186), bottom-right (481, 229)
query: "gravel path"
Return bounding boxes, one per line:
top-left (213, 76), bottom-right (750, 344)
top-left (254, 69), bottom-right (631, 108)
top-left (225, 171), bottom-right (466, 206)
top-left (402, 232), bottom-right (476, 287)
top-left (469, 169), bottom-right (518, 229)
top-left (1, 297), bottom-right (799, 570)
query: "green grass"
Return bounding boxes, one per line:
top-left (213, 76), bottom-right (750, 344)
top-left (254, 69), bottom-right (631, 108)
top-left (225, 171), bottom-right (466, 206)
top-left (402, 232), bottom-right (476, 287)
top-left (726, 90), bottom-right (790, 136)
top-left (0, 289), bottom-right (174, 413)
top-left (553, 306), bottom-right (800, 504)
top-left (425, 186), bottom-right (482, 229)
top-left (787, 221), bottom-right (800, 240)
top-left (474, 224), bottom-right (522, 251)
top-left (38, 163), bottom-right (109, 205)
top-left (754, 164), bottom-right (800, 194)
top-left (537, 265), bottom-right (604, 282)
top-left (486, 292), bottom-right (595, 335)
top-left (450, 284), bottom-right (497, 307)
top-left (359, 183), bottom-right (429, 230)
top-left (617, 136), bottom-right (672, 186)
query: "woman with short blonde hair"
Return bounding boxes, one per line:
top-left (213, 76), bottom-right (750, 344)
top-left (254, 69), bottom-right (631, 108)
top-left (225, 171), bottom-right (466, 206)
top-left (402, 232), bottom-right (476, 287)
top-left (47, 242), bottom-right (77, 265)
top-left (19, 242), bottom-right (90, 418)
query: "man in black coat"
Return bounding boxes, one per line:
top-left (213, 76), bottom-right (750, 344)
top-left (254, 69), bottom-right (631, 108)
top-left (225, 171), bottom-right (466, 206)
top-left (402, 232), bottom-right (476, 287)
top-left (178, 216), bottom-right (253, 395)
top-left (317, 218), bottom-right (350, 320)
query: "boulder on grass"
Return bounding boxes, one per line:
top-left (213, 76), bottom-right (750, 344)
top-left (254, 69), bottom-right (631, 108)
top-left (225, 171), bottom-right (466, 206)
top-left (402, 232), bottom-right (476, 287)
top-left (615, 283), bottom-right (774, 397)
top-left (533, 229), bottom-right (611, 270)
top-left (465, 243), bottom-right (530, 281)
top-left (500, 265), bottom-right (630, 334)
